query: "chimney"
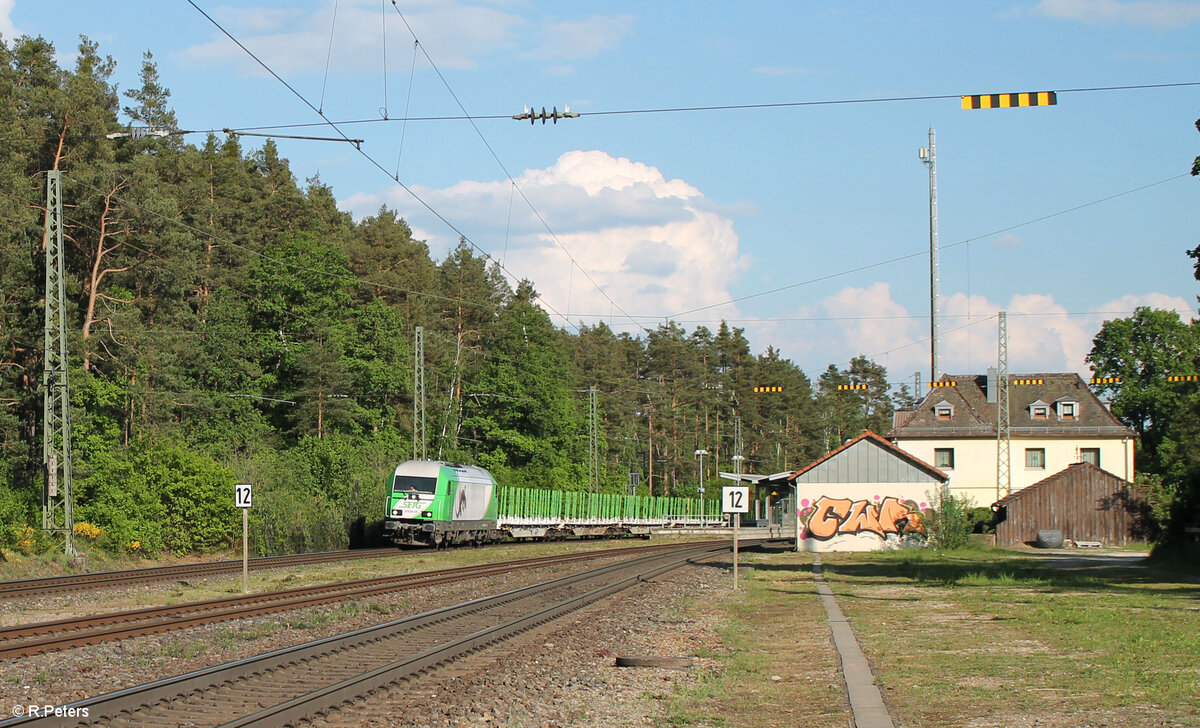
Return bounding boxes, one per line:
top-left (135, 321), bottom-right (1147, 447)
top-left (986, 367), bottom-right (998, 404)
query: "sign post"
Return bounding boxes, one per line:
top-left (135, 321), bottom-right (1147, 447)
top-left (722, 486), bottom-right (749, 589)
top-left (235, 484), bottom-right (253, 593)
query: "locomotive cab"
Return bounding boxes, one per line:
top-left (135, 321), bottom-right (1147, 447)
top-left (383, 460), bottom-right (500, 547)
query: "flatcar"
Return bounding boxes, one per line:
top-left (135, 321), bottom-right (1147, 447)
top-left (382, 459), bottom-right (724, 548)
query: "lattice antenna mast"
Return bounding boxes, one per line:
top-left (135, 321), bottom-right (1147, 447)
top-left (996, 312), bottom-right (1011, 499)
top-left (588, 386), bottom-right (600, 493)
top-left (42, 171), bottom-right (75, 557)
top-left (413, 326), bottom-right (426, 460)
top-left (920, 128), bottom-right (940, 383)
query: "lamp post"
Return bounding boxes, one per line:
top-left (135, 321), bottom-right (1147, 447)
top-left (694, 449), bottom-right (709, 524)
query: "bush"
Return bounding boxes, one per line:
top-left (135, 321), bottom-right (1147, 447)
top-left (926, 487), bottom-right (973, 551)
top-left (77, 438), bottom-right (237, 555)
top-left (234, 433), bottom-right (397, 555)
top-left (966, 507), bottom-right (997, 534)
top-left (0, 483), bottom-right (40, 552)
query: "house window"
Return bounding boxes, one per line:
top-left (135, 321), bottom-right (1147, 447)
top-left (1025, 448), bottom-right (1046, 469)
top-left (934, 448), bottom-right (955, 469)
top-left (933, 402), bottom-right (954, 420)
top-left (1081, 448), bottom-right (1100, 467)
top-left (1058, 401), bottom-right (1078, 420)
top-left (1031, 405), bottom-right (1049, 420)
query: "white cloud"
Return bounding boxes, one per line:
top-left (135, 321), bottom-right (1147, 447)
top-left (990, 233), bottom-right (1023, 250)
top-left (181, 1), bottom-right (526, 74)
top-left (1031, 0), bottom-right (1200, 28)
top-left (180, 2), bottom-right (630, 76)
top-left (521, 15), bottom-right (633, 61)
top-left (343, 149), bottom-right (749, 328)
top-left (761, 285), bottom-right (1194, 381)
top-left (0, 0), bottom-right (19, 42)
top-left (215, 7), bottom-right (307, 34)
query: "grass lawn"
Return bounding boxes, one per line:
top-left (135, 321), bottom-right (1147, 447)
top-left (667, 546), bottom-right (1199, 728)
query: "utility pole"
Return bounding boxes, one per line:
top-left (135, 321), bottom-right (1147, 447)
top-left (413, 326), bottom-right (425, 460)
top-left (996, 312), bottom-right (1011, 499)
top-left (920, 128), bottom-right (940, 384)
top-left (588, 386), bottom-right (599, 493)
top-left (42, 170), bottom-right (75, 557)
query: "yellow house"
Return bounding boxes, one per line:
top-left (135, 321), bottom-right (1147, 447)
top-left (888, 372), bottom-right (1137, 508)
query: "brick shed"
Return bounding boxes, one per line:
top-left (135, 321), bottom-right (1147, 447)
top-left (993, 462), bottom-right (1152, 547)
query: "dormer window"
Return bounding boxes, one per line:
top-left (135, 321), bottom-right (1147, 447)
top-left (1029, 400), bottom-right (1050, 420)
top-left (933, 401), bottom-right (954, 421)
top-left (1057, 399), bottom-right (1079, 420)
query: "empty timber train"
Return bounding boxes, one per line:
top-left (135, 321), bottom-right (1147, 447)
top-left (382, 459), bottom-right (724, 547)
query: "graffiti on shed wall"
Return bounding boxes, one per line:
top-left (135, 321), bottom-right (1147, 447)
top-left (802, 495), bottom-right (926, 541)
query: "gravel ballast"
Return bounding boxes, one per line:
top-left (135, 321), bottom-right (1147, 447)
top-left (2, 553), bottom-right (731, 727)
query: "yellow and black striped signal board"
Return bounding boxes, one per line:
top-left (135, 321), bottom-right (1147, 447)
top-left (928, 381), bottom-right (957, 388)
top-left (754, 386), bottom-right (783, 393)
top-left (1167, 375), bottom-right (1199, 382)
top-left (961, 91), bottom-right (1057, 110)
top-left (1012, 378), bottom-right (1044, 385)
top-left (1090, 377), bottom-right (1121, 385)
top-left (837, 384), bottom-right (868, 391)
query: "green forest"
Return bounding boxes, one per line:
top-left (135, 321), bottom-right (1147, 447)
top-left (0, 37), bottom-right (901, 558)
top-left (1, 36), bottom-right (1196, 560)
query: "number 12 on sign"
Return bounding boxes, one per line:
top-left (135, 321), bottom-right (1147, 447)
top-left (235, 484), bottom-right (252, 594)
top-left (722, 486), bottom-right (749, 513)
top-left (722, 486), bottom-right (749, 590)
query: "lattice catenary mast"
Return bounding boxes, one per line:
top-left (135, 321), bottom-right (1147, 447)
top-left (42, 171), bottom-right (75, 556)
top-left (413, 326), bottom-right (426, 460)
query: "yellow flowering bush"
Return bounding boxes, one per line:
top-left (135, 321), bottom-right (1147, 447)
top-left (73, 522), bottom-right (105, 540)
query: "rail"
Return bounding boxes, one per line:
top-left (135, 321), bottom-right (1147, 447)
top-left (0, 541), bottom-right (735, 728)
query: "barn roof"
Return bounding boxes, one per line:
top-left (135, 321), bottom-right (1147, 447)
top-left (787, 431), bottom-right (948, 485)
top-left (994, 461), bottom-right (1130, 507)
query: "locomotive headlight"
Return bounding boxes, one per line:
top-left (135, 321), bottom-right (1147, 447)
top-left (421, 510), bottom-right (433, 518)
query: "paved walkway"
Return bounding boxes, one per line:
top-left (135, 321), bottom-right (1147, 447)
top-left (812, 556), bottom-right (896, 728)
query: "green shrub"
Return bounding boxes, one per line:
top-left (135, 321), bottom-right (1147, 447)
top-left (0, 483), bottom-right (40, 552)
top-left (966, 506), bottom-right (997, 534)
top-left (926, 487), bottom-right (972, 551)
top-left (77, 439), bottom-right (237, 555)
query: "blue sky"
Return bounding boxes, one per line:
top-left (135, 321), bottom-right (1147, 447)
top-left (7, 1), bottom-right (1199, 385)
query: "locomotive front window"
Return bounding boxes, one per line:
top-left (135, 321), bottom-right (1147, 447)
top-left (392, 475), bottom-right (437, 494)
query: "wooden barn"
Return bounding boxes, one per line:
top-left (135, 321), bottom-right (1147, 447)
top-left (992, 462), bottom-right (1152, 547)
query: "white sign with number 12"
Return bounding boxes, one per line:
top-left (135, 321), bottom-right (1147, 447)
top-left (235, 483), bottom-right (253, 509)
top-left (722, 486), bottom-right (749, 514)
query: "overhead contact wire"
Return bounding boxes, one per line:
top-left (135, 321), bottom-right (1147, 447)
top-left (186, 1), bottom-right (579, 333)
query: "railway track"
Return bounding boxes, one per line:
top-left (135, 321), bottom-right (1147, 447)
top-left (0, 548), bottom-right (402, 599)
top-left (1, 540), bottom-right (733, 728)
top-left (0, 541), bottom-right (713, 659)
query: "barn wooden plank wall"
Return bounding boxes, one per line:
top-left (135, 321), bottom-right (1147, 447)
top-left (995, 463), bottom-right (1149, 547)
